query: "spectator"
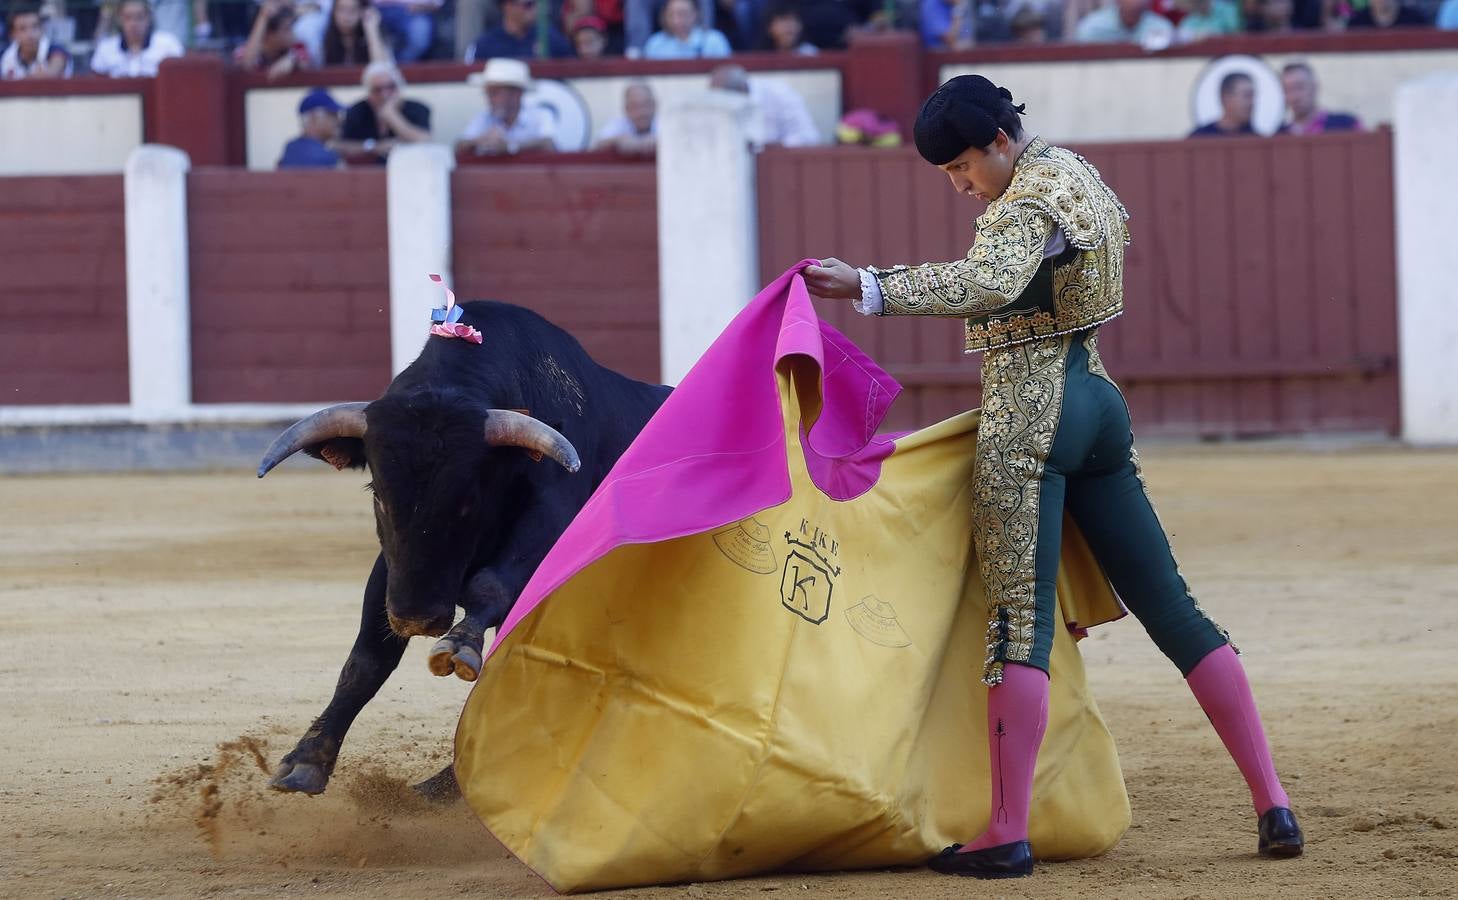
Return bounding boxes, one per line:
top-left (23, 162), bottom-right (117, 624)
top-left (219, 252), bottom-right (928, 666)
top-left (1008, 0), bottom-right (1050, 39)
top-left (292, 0), bottom-right (329, 61)
top-left (457, 57), bottom-right (557, 157)
top-left (797, 0), bottom-right (875, 48)
top-left (90, 0), bottom-right (184, 77)
top-left (592, 0), bottom-right (629, 50)
top-left (560, 0), bottom-right (594, 32)
top-left (95, 0), bottom-right (198, 42)
top-left (1061, 0), bottom-right (1101, 37)
top-left (626, 0), bottom-right (708, 53)
top-left (570, 14), bottom-right (609, 56)
top-left (2, 5), bottom-right (72, 77)
top-left (1279, 62), bottom-right (1361, 134)
top-left (278, 88), bottom-right (345, 168)
top-left (1175, 0), bottom-right (1240, 39)
top-left (1295, 0), bottom-right (1337, 28)
top-left (236, 0), bottom-right (313, 78)
top-left (643, 0), bottom-right (731, 58)
top-left (710, 62), bottom-right (821, 148)
top-left (1244, 0), bottom-right (1294, 31)
top-left (1189, 71), bottom-right (1256, 136)
top-left (1074, 0), bottom-right (1176, 45)
top-left (710, 0), bottom-right (752, 49)
top-left (920, 0), bottom-right (973, 48)
top-left (1347, 0), bottom-right (1428, 25)
top-left (190, 0), bottom-right (249, 44)
top-left (761, 3), bottom-right (818, 52)
top-left (319, 0), bottom-right (392, 65)
top-left (594, 80), bottom-right (656, 154)
top-left (338, 61), bottom-right (432, 164)
top-left (372, 0), bottom-right (440, 61)
top-left (1439, 0), bottom-right (1458, 27)
top-left (469, 0), bottom-right (574, 60)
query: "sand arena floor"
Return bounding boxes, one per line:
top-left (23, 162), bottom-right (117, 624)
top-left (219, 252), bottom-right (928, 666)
top-left (2, 446), bottom-right (1456, 899)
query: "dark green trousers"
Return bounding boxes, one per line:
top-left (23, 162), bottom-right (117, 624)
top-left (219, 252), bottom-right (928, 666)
top-left (1024, 333), bottom-right (1230, 676)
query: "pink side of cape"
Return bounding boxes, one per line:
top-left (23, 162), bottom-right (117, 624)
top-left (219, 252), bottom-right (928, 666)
top-left (486, 262), bottom-right (901, 658)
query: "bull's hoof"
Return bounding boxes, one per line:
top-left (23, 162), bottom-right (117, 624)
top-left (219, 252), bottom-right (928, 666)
top-left (269, 760), bottom-right (329, 795)
top-left (412, 764), bottom-right (461, 804)
top-left (428, 637), bottom-right (482, 682)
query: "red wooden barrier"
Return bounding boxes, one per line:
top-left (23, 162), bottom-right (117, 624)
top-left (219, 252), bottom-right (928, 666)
top-left (0, 176), bottom-right (129, 405)
top-left (186, 169), bottom-right (392, 403)
top-left (757, 131), bottom-right (1399, 437)
top-left (451, 163), bottom-right (660, 384)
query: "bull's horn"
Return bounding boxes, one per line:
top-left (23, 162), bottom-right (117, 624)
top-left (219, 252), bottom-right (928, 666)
top-left (257, 402), bottom-right (369, 478)
top-left (484, 410), bottom-right (581, 473)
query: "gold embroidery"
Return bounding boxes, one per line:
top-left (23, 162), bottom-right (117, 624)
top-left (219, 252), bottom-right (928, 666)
top-left (870, 202), bottom-right (1054, 316)
top-left (975, 335), bottom-right (1073, 685)
top-left (1084, 330), bottom-right (1114, 386)
top-left (870, 137), bottom-right (1131, 355)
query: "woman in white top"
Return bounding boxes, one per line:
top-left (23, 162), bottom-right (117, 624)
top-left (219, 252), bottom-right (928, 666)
top-left (642, 0), bottom-right (730, 58)
top-left (90, 0), bottom-right (184, 78)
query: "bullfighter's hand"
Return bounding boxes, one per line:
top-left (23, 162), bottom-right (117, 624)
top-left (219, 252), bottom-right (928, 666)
top-left (802, 257), bottom-right (862, 302)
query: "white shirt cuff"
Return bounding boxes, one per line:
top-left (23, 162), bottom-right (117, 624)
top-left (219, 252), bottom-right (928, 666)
top-left (853, 268), bottom-right (885, 316)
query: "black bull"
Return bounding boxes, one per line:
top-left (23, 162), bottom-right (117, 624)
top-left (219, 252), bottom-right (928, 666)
top-left (258, 301), bottom-right (670, 797)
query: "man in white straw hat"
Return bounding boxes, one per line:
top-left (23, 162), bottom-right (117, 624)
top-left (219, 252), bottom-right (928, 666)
top-left (456, 57), bottom-right (558, 157)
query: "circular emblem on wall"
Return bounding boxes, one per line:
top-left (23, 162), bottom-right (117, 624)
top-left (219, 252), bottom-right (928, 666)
top-left (524, 79), bottom-right (591, 152)
top-left (1190, 54), bottom-right (1284, 137)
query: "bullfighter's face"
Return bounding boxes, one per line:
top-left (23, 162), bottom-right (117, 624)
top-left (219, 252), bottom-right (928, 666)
top-left (938, 129), bottom-right (1018, 203)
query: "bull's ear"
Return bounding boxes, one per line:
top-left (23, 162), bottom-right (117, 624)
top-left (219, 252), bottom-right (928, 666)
top-left (302, 438), bottom-right (367, 471)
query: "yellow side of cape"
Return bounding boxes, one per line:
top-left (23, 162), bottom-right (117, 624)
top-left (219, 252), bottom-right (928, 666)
top-left (456, 358), bottom-right (1129, 892)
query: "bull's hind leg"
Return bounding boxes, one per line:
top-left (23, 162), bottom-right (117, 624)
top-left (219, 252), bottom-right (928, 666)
top-left (413, 764), bottom-right (460, 804)
top-left (272, 554), bottom-right (406, 795)
top-left (427, 568), bottom-right (517, 682)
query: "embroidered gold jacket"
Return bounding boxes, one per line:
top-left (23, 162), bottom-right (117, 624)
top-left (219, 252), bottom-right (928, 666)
top-left (868, 137), bottom-right (1130, 353)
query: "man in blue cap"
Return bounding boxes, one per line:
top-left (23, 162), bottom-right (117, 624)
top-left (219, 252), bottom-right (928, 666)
top-left (278, 88), bottom-right (346, 169)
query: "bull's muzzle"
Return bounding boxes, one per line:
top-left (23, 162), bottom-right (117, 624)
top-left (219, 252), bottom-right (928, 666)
top-left (387, 611), bottom-right (455, 639)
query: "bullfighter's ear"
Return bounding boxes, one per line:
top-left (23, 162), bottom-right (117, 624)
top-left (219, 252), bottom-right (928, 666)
top-left (303, 438), bottom-right (367, 471)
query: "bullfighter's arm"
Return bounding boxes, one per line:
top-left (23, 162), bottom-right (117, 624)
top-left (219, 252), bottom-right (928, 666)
top-left (863, 203), bottom-right (1057, 317)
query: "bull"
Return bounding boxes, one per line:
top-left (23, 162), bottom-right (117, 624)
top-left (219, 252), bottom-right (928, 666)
top-left (257, 300), bottom-right (670, 797)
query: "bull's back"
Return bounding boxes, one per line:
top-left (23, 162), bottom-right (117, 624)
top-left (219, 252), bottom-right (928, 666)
top-left (400, 301), bottom-right (669, 469)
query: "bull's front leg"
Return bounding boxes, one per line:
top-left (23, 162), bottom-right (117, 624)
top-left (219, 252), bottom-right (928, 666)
top-left (427, 567), bottom-right (518, 683)
top-left (413, 568), bottom-right (520, 804)
top-left (271, 554), bottom-right (405, 795)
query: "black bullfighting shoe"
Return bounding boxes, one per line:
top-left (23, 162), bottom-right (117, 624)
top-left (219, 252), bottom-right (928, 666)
top-left (927, 841), bottom-right (1034, 878)
top-left (1258, 807), bottom-right (1305, 858)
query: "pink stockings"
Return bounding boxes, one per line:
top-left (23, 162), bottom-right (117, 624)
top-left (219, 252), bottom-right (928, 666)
top-left (958, 662), bottom-right (1049, 853)
top-left (1184, 643), bottom-right (1290, 816)
top-left (957, 645), bottom-right (1288, 854)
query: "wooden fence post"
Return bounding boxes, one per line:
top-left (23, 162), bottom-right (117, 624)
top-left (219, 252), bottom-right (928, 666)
top-left (656, 91), bottom-right (758, 385)
top-left (125, 145), bottom-right (193, 421)
top-left (1394, 73), bottom-right (1458, 444)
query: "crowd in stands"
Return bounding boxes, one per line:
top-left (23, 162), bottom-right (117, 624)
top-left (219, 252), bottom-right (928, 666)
top-left (1188, 60), bottom-right (1361, 135)
top-left (2, 0), bottom-right (1455, 82)
top-left (272, 52), bottom-right (821, 167)
top-left (0, 0), bottom-right (1440, 171)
